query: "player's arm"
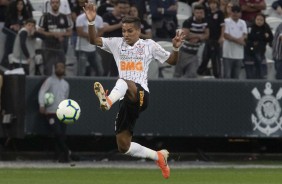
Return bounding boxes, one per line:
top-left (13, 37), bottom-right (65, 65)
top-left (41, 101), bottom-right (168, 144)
top-left (88, 24), bottom-right (103, 46)
top-left (166, 49), bottom-right (179, 65)
top-left (84, 2), bottom-right (103, 47)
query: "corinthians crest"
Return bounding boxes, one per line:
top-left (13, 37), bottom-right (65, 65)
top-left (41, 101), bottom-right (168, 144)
top-left (251, 82), bottom-right (282, 136)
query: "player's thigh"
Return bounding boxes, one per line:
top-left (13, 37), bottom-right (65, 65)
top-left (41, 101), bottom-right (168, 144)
top-left (124, 80), bottom-right (138, 102)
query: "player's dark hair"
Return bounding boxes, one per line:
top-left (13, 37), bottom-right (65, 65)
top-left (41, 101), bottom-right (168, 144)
top-left (121, 16), bottom-right (141, 29)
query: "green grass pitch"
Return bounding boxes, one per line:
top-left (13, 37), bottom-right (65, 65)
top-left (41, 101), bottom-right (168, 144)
top-left (0, 168), bottom-right (282, 184)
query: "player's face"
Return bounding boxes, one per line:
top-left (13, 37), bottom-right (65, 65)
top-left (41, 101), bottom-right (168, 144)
top-left (122, 23), bottom-right (140, 45)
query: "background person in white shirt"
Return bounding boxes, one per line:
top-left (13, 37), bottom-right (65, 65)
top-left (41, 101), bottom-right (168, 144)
top-left (76, 5), bottom-right (104, 76)
top-left (84, 2), bottom-right (184, 179)
top-left (222, 5), bottom-right (247, 79)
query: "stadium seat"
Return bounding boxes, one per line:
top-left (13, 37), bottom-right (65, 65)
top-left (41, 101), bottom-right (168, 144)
top-left (29, 0), bottom-right (45, 12)
top-left (177, 14), bottom-right (189, 28)
top-left (177, 2), bottom-right (191, 27)
top-left (177, 1), bottom-right (192, 16)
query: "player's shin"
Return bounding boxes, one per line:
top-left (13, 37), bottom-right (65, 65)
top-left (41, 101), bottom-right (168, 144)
top-left (125, 142), bottom-right (158, 160)
top-left (108, 79), bottom-right (128, 104)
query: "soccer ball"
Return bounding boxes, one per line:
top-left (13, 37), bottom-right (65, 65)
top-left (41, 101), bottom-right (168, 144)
top-left (56, 99), bottom-right (81, 124)
top-left (44, 92), bottom-right (54, 106)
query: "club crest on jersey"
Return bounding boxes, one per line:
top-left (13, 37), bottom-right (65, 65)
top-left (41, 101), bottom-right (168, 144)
top-left (251, 82), bottom-right (282, 136)
top-left (60, 18), bottom-right (65, 25)
top-left (136, 44), bottom-right (144, 55)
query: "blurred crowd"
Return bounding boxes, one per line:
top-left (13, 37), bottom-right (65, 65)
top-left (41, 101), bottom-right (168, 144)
top-left (0, 0), bottom-right (282, 79)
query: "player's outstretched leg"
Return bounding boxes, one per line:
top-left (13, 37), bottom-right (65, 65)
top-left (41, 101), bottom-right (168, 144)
top-left (156, 149), bottom-right (170, 179)
top-left (94, 82), bottom-right (112, 111)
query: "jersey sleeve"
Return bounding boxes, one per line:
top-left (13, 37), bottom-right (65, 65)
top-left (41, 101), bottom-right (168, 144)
top-left (151, 40), bottom-right (170, 64)
top-left (38, 13), bottom-right (48, 30)
top-left (100, 37), bottom-right (122, 53)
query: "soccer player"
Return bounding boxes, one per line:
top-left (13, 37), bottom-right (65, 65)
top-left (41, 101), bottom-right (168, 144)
top-left (84, 2), bottom-right (184, 179)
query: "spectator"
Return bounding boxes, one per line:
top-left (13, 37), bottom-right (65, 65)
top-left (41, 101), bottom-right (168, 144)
top-left (272, 22), bottom-right (282, 79)
top-left (38, 62), bottom-right (72, 163)
top-left (224, 1), bottom-right (234, 18)
top-left (24, 0), bottom-right (34, 18)
top-left (129, 4), bottom-right (152, 39)
top-left (222, 5), bottom-right (247, 79)
top-left (43, 0), bottom-right (71, 15)
top-left (44, 0), bottom-right (73, 56)
top-left (1, 0), bottom-right (31, 68)
top-left (219, 0), bottom-right (228, 13)
top-left (99, 0), bottom-right (130, 76)
top-left (244, 13), bottom-right (273, 79)
top-left (149, 0), bottom-right (177, 39)
top-left (38, 0), bottom-right (73, 76)
top-left (75, 0), bottom-right (104, 76)
top-left (174, 4), bottom-right (209, 78)
top-left (68, 0), bottom-right (81, 47)
top-left (129, 0), bottom-right (148, 20)
top-left (0, 0), bottom-right (9, 63)
top-left (0, 0), bottom-right (9, 23)
top-left (239, 0), bottom-right (266, 26)
top-left (9, 18), bottom-right (45, 75)
top-left (97, 0), bottom-right (118, 17)
top-left (197, 0), bottom-right (224, 78)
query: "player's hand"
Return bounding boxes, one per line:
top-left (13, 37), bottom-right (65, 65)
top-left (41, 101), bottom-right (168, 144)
top-left (172, 29), bottom-right (185, 49)
top-left (83, 2), bottom-right (97, 22)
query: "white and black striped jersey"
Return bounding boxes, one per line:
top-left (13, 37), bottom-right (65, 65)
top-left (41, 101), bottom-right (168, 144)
top-left (39, 12), bottom-right (73, 49)
top-left (100, 38), bottom-right (170, 92)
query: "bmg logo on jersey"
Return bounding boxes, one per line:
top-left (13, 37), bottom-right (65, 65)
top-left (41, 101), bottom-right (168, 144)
top-left (120, 61), bottom-right (143, 71)
top-left (251, 82), bottom-right (282, 136)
